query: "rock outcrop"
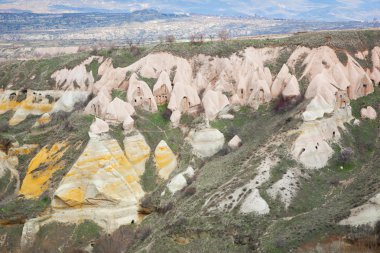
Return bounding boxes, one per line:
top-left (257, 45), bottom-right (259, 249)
top-left (202, 90), bottom-right (229, 120)
top-left (153, 71), bottom-right (172, 105)
top-left (127, 73), bottom-right (158, 112)
top-left (90, 118), bottom-right (109, 135)
top-left (293, 107), bottom-right (353, 169)
top-left (0, 89), bottom-right (89, 126)
top-left (123, 133), bottom-right (150, 176)
top-left (105, 97), bottom-right (135, 123)
top-left (339, 192), bottom-right (380, 227)
top-left (19, 142), bottom-right (68, 199)
top-left (53, 134), bottom-right (143, 209)
top-left (154, 140), bottom-right (177, 180)
top-left (51, 56), bottom-right (103, 91)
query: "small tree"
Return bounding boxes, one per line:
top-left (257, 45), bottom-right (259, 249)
top-left (198, 33), bottom-right (205, 43)
top-left (340, 147), bottom-right (354, 165)
top-left (126, 39), bottom-right (133, 48)
top-left (218, 29), bottom-right (229, 41)
top-left (189, 34), bottom-right (197, 44)
top-left (209, 34), bottom-right (214, 41)
top-left (165, 34), bottom-right (176, 44)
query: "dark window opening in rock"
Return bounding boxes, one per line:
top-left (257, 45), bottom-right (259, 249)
top-left (131, 220), bottom-right (135, 224)
top-left (298, 148), bottom-right (306, 157)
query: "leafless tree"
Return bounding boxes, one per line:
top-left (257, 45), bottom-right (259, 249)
top-left (165, 34), bottom-right (176, 44)
top-left (218, 29), bottom-right (230, 41)
top-left (198, 33), bottom-right (205, 43)
top-left (209, 34), bottom-right (214, 41)
top-left (126, 39), bottom-right (133, 48)
top-left (189, 34), bottom-right (197, 44)
top-left (158, 35), bottom-right (165, 44)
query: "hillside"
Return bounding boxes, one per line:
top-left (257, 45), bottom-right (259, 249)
top-left (1, 29), bottom-right (380, 253)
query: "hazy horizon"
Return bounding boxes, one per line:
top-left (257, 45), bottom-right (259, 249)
top-left (0, 0), bottom-right (379, 22)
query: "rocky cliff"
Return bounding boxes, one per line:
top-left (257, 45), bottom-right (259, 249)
top-left (1, 29), bottom-right (380, 253)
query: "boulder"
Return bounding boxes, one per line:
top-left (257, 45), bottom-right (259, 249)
top-left (188, 128), bottom-right (225, 158)
top-left (240, 189), bottom-right (270, 215)
top-left (228, 135), bottom-right (242, 150)
top-left (167, 166), bottom-right (195, 194)
top-left (154, 140), bottom-right (177, 180)
top-left (90, 118), bottom-right (109, 134)
top-left (361, 106), bottom-right (377, 120)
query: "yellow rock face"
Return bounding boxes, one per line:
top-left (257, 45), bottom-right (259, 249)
top-left (52, 135), bottom-right (144, 209)
top-left (35, 113), bottom-right (51, 127)
top-left (124, 134), bottom-right (151, 176)
top-left (19, 142), bottom-right (68, 199)
top-left (154, 140), bottom-right (177, 180)
top-left (0, 91), bottom-right (55, 126)
top-left (8, 144), bottom-right (39, 156)
top-left (8, 97), bottom-right (53, 126)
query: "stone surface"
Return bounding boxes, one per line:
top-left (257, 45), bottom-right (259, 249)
top-left (202, 89), bottom-right (230, 120)
top-left (105, 97), bottom-right (135, 123)
top-left (228, 135), bottom-right (242, 150)
top-left (361, 106), bottom-right (377, 120)
top-left (52, 135), bottom-right (143, 209)
top-left (188, 128), bottom-right (225, 158)
top-left (167, 166), bottom-right (195, 194)
top-left (293, 107), bottom-right (353, 169)
top-left (124, 133), bottom-right (150, 176)
top-left (19, 142), bottom-right (68, 199)
top-left (339, 192), bottom-right (380, 228)
top-left (90, 118), bottom-right (109, 135)
top-left (154, 140), bottom-right (177, 180)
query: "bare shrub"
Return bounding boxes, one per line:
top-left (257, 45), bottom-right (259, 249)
top-left (182, 186), bottom-right (196, 197)
top-left (162, 108), bottom-right (172, 120)
top-left (135, 226), bottom-right (152, 242)
top-left (218, 30), bottom-right (230, 41)
top-left (157, 201), bottom-right (174, 214)
top-left (165, 35), bottom-right (176, 44)
top-left (130, 45), bottom-right (141, 57)
top-left (0, 121), bottom-right (9, 133)
top-left (93, 226), bottom-right (134, 253)
top-left (340, 147), bottom-right (354, 164)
